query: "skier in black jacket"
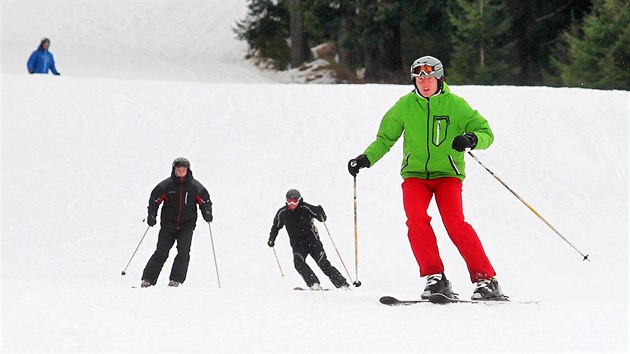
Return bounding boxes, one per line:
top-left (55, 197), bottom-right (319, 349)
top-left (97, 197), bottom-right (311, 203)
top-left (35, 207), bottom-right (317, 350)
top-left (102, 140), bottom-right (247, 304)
top-left (140, 157), bottom-right (213, 288)
top-left (268, 189), bottom-right (349, 290)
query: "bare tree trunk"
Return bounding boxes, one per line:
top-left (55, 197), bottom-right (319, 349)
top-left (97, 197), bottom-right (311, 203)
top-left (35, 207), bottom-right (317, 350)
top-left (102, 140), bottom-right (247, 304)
top-left (382, 15), bottom-right (402, 73)
top-left (289, 0), bottom-right (310, 68)
top-left (339, 16), bottom-right (351, 68)
top-left (364, 47), bottom-right (379, 80)
top-left (480, 0), bottom-right (485, 67)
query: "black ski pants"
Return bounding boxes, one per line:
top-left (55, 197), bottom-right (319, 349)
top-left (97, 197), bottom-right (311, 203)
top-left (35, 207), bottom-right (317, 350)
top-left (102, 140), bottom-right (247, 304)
top-left (292, 235), bottom-right (347, 288)
top-left (142, 224), bottom-right (195, 284)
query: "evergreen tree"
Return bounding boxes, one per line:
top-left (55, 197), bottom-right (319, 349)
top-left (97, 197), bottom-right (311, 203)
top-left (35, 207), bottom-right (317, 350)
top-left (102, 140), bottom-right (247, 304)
top-left (302, 0), bottom-right (341, 42)
top-left (558, 0), bottom-right (630, 89)
top-left (448, 0), bottom-right (516, 85)
top-left (507, 0), bottom-right (592, 85)
top-left (355, 1), bottom-right (403, 81)
top-left (234, 0), bottom-right (290, 70)
top-left (233, 0), bottom-right (598, 85)
top-left (400, 0), bottom-right (453, 79)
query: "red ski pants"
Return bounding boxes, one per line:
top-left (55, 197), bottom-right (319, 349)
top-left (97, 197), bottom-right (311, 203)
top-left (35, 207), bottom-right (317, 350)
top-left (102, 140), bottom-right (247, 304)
top-left (402, 177), bottom-right (495, 283)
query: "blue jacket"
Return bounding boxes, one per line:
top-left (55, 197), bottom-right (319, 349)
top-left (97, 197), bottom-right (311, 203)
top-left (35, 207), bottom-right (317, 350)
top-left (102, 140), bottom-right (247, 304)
top-left (27, 46), bottom-right (59, 75)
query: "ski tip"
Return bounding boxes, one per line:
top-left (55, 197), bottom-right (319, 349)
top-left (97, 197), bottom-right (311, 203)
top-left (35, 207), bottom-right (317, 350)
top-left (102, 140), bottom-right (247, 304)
top-left (379, 296), bottom-right (399, 305)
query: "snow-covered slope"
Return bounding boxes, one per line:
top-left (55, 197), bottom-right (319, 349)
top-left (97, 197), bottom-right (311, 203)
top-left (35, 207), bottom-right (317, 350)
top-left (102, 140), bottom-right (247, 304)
top-left (2, 2), bottom-right (628, 353)
top-left (2, 1), bottom-right (273, 82)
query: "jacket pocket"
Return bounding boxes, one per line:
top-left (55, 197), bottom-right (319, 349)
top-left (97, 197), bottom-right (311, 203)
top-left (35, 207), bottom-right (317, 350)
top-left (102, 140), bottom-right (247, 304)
top-left (400, 152), bottom-right (411, 172)
top-left (432, 116), bottom-right (450, 147)
top-left (448, 155), bottom-right (462, 175)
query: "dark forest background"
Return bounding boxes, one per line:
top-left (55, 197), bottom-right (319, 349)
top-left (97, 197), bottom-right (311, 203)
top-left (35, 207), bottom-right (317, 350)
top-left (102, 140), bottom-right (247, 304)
top-left (235, 0), bottom-right (629, 90)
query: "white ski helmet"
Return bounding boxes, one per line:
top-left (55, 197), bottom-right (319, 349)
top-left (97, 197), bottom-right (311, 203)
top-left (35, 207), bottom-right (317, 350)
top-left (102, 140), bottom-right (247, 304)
top-left (410, 56), bottom-right (444, 80)
top-left (410, 56), bottom-right (445, 94)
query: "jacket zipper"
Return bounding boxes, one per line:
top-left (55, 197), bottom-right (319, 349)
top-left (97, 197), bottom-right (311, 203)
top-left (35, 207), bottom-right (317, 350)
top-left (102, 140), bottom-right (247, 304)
top-left (435, 119), bottom-right (441, 145)
top-left (176, 185), bottom-right (184, 230)
top-left (424, 100), bottom-right (431, 179)
top-left (43, 51), bottom-right (48, 73)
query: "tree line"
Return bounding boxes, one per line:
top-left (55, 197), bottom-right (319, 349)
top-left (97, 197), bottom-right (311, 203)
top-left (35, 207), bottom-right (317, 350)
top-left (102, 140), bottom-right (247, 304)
top-left (235, 0), bottom-right (629, 90)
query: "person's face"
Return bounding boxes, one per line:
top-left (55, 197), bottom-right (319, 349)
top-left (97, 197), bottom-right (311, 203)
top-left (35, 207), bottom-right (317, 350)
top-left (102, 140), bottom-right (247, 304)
top-left (415, 76), bottom-right (438, 97)
top-left (286, 198), bottom-right (299, 210)
top-left (42, 42), bottom-right (50, 50)
top-left (175, 166), bottom-right (188, 178)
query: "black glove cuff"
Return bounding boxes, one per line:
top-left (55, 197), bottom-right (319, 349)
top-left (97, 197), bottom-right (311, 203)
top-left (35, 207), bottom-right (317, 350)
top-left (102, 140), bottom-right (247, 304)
top-left (465, 133), bottom-right (478, 149)
top-left (356, 154), bottom-right (371, 168)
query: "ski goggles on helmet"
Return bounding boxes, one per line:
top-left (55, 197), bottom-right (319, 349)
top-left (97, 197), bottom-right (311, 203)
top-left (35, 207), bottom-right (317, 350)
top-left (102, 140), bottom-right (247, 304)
top-left (411, 64), bottom-right (441, 77)
top-left (286, 198), bottom-right (300, 205)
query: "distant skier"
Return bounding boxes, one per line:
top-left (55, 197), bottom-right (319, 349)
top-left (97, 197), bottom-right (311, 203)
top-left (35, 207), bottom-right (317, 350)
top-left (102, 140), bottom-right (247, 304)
top-left (268, 189), bottom-right (349, 290)
top-left (140, 157), bottom-right (213, 287)
top-left (27, 38), bottom-right (61, 75)
top-left (347, 56), bottom-right (507, 301)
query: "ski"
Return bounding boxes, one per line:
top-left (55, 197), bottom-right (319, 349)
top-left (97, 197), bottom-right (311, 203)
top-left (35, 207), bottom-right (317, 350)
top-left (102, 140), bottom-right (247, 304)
top-left (379, 296), bottom-right (429, 306)
top-left (293, 287), bottom-right (330, 291)
top-left (380, 294), bottom-right (539, 306)
top-left (428, 293), bottom-right (539, 305)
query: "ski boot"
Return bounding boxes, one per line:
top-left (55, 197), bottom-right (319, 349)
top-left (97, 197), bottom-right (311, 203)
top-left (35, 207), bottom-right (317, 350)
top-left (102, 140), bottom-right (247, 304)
top-left (309, 283), bottom-right (323, 291)
top-left (421, 273), bottom-right (457, 299)
top-left (471, 278), bottom-right (508, 301)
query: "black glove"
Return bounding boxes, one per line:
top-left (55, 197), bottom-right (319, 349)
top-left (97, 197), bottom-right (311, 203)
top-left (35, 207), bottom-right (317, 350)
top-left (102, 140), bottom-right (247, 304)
top-left (348, 154), bottom-right (370, 177)
top-left (147, 214), bottom-right (157, 227)
top-left (452, 133), bottom-right (478, 152)
top-left (317, 205), bottom-right (327, 222)
top-left (202, 205), bottom-right (213, 222)
top-left (267, 239), bottom-right (275, 247)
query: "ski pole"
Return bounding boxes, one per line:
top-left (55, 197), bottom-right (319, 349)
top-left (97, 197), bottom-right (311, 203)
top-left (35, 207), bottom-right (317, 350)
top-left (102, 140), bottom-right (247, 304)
top-left (121, 225), bottom-right (151, 276)
top-left (322, 222), bottom-right (355, 285)
top-left (207, 223), bottom-right (222, 288)
top-left (271, 247), bottom-right (285, 277)
top-left (468, 151), bottom-right (589, 261)
top-left (352, 176), bottom-right (362, 286)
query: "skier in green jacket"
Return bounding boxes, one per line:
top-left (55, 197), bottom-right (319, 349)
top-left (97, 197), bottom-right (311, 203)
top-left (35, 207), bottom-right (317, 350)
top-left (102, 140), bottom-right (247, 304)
top-left (348, 56), bottom-right (507, 301)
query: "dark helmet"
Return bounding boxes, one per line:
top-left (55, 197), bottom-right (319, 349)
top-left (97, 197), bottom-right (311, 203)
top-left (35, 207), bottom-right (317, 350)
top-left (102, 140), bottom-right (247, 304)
top-left (410, 56), bottom-right (445, 93)
top-left (172, 157), bottom-right (190, 168)
top-left (286, 189), bottom-right (301, 200)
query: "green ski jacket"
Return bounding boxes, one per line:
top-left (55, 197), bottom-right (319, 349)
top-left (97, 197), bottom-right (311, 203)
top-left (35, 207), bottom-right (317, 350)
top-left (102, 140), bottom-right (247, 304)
top-left (364, 83), bottom-right (493, 181)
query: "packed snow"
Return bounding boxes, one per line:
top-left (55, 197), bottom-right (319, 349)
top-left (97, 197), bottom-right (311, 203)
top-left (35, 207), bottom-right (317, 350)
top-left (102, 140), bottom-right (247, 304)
top-left (2, 1), bottom-right (628, 353)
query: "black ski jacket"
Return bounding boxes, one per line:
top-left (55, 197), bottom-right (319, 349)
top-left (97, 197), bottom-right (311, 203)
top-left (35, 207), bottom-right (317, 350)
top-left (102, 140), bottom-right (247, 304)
top-left (148, 168), bottom-right (212, 230)
top-left (269, 201), bottom-right (326, 244)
